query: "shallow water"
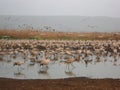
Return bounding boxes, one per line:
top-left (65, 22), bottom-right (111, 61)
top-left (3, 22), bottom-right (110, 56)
top-left (0, 54), bottom-right (120, 79)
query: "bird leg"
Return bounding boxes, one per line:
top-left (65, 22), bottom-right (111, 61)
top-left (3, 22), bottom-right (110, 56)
top-left (6, 54), bottom-right (11, 63)
top-left (65, 64), bottom-right (69, 72)
top-left (71, 63), bottom-right (75, 68)
top-left (68, 64), bottom-right (70, 72)
top-left (18, 66), bottom-right (21, 73)
top-left (46, 65), bottom-right (49, 68)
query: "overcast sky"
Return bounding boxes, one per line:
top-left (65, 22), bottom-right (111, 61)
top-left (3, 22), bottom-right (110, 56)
top-left (0, 0), bottom-right (120, 17)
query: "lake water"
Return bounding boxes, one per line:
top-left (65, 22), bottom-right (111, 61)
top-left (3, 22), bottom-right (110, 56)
top-left (0, 53), bottom-right (120, 79)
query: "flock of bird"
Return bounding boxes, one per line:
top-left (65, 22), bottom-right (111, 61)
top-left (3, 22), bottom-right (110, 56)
top-left (0, 39), bottom-right (120, 74)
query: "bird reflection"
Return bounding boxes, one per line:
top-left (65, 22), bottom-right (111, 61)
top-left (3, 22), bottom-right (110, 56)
top-left (38, 70), bottom-right (48, 74)
top-left (38, 64), bottom-right (49, 74)
top-left (65, 71), bottom-right (76, 77)
top-left (14, 72), bottom-right (25, 78)
top-left (38, 68), bottom-right (51, 78)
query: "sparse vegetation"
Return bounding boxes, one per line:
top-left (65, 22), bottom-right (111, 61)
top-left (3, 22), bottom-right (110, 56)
top-left (0, 30), bottom-right (120, 40)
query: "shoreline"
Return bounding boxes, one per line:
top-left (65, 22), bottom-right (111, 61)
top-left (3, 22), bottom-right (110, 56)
top-left (0, 76), bottom-right (120, 80)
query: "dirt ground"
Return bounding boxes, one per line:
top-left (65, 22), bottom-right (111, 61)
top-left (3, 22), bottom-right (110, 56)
top-left (0, 77), bottom-right (120, 90)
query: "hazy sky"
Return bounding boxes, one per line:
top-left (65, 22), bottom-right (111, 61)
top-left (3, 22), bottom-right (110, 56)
top-left (0, 0), bottom-right (120, 17)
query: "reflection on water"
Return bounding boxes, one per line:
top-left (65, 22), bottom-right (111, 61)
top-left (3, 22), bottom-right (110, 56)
top-left (65, 71), bottom-right (76, 77)
top-left (38, 70), bottom-right (51, 79)
top-left (0, 53), bottom-right (120, 79)
top-left (14, 72), bottom-right (25, 79)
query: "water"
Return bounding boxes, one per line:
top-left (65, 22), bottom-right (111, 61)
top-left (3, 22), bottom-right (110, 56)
top-left (0, 54), bottom-right (120, 79)
top-left (0, 15), bottom-right (120, 32)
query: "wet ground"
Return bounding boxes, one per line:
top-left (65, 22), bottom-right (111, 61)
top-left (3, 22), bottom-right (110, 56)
top-left (0, 77), bottom-right (120, 90)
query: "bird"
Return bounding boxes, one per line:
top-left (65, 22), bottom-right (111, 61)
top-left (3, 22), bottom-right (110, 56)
top-left (13, 61), bottom-right (24, 66)
top-left (0, 52), bottom-right (5, 62)
top-left (60, 57), bottom-right (76, 72)
top-left (84, 59), bottom-right (93, 67)
top-left (13, 61), bottom-right (25, 72)
top-left (36, 58), bottom-right (50, 70)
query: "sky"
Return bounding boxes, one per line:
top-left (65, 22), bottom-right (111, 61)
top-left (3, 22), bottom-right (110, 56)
top-left (0, 0), bottom-right (120, 17)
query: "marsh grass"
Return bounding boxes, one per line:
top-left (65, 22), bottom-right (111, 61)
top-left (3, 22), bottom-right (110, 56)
top-left (0, 29), bottom-right (120, 40)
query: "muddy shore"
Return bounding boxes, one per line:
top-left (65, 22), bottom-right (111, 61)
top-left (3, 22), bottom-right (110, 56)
top-left (0, 77), bottom-right (120, 90)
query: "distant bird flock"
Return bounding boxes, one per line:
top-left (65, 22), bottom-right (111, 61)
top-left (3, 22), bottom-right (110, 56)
top-left (0, 40), bottom-right (120, 73)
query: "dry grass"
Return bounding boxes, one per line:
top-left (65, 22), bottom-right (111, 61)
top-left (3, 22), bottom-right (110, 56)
top-left (0, 29), bottom-right (120, 40)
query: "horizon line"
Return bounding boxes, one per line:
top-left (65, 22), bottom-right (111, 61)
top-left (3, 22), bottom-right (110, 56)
top-left (0, 14), bottom-right (120, 18)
